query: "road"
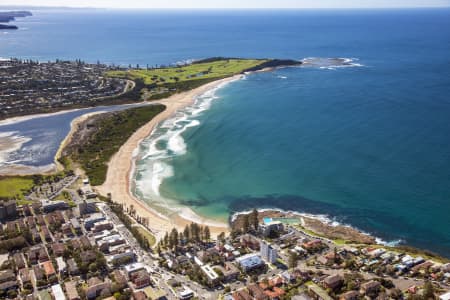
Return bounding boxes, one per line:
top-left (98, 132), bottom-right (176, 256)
top-left (98, 203), bottom-right (223, 299)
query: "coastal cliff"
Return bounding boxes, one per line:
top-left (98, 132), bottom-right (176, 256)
top-left (0, 10), bottom-right (32, 30)
top-left (0, 24), bottom-right (18, 30)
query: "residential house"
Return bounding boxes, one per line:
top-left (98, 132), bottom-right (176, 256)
top-left (322, 274), bottom-right (343, 291)
top-left (67, 258), bottom-right (79, 275)
top-left (51, 284), bottom-right (66, 300)
top-left (19, 268), bottom-right (31, 286)
top-left (223, 262), bottom-right (240, 282)
top-left (130, 269), bottom-right (151, 289)
top-left (339, 291), bottom-right (359, 300)
top-left (248, 284), bottom-right (269, 300)
top-left (360, 280), bottom-right (381, 296)
top-left (51, 243), bottom-right (66, 256)
top-left (56, 257), bottom-right (67, 275)
top-left (13, 252), bottom-right (26, 269)
top-left (240, 234), bottom-right (260, 250)
top-left (0, 269), bottom-right (16, 283)
top-left (112, 270), bottom-right (127, 290)
top-left (85, 277), bottom-right (111, 300)
top-left (32, 265), bottom-right (45, 282)
top-left (65, 281), bottom-right (80, 300)
top-left (42, 260), bottom-right (56, 278)
top-left (233, 290), bottom-right (253, 300)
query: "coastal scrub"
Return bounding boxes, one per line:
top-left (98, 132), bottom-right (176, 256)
top-left (62, 104), bottom-right (166, 186)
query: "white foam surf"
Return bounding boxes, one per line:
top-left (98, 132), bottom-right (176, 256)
top-left (301, 57), bottom-right (365, 69)
top-left (132, 77), bottom-right (238, 220)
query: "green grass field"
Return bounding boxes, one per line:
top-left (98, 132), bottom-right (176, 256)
top-left (135, 226), bottom-right (156, 247)
top-left (107, 58), bottom-right (269, 101)
top-left (108, 59), bottom-right (267, 85)
top-left (0, 177), bottom-right (34, 201)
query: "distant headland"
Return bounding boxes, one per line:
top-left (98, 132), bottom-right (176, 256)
top-left (0, 57), bottom-right (301, 120)
top-left (0, 10), bottom-right (32, 29)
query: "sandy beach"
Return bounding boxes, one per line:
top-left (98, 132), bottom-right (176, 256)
top-left (96, 75), bottom-right (244, 240)
top-left (0, 75), bottom-right (239, 238)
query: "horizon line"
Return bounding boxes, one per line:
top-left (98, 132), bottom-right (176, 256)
top-left (1, 5), bottom-right (450, 10)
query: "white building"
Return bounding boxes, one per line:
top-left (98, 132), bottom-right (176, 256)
top-left (260, 240), bottom-right (277, 264)
top-left (51, 284), bottom-right (66, 300)
top-left (124, 262), bottom-right (146, 276)
top-left (56, 257), bottom-right (67, 274)
top-left (439, 292), bottom-right (450, 300)
top-left (179, 287), bottom-right (194, 300)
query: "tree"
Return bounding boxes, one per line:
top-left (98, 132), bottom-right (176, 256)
top-left (88, 262), bottom-right (98, 273)
top-left (170, 228), bottom-right (179, 249)
top-left (163, 232), bottom-right (169, 247)
top-left (204, 226), bottom-right (211, 241)
top-left (242, 215), bottom-right (250, 233)
top-left (190, 223), bottom-right (200, 241)
top-left (389, 288), bottom-right (403, 300)
top-left (183, 225), bottom-right (190, 242)
top-left (250, 209), bottom-right (259, 230)
top-left (288, 251), bottom-right (299, 269)
top-left (218, 232), bottom-right (226, 243)
top-left (422, 281), bottom-right (435, 300)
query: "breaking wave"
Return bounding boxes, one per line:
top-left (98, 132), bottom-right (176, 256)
top-left (133, 78), bottom-right (236, 215)
top-left (301, 57), bottom-right (364, 70)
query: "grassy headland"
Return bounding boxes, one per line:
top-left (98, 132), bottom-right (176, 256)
top-left (109, 59), bottom-right (266, 85)
top-left (107, 58), bottom-right (300, 101)
top-left (60, 105), bottom-right (166, 186)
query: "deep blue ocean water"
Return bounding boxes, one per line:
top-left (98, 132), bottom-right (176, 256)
top-left (2, 9), bottom-right (450, 256)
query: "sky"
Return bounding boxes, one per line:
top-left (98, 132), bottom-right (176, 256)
top-left (1, 0), bottom-right (450, 9)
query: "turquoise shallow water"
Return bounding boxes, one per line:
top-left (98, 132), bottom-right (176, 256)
top-left (134, 10), bottom-right (450, 256)
top-left (1, 8), bottom-right (450, 256)
top-left (138, 64), bottom-right (450, 256)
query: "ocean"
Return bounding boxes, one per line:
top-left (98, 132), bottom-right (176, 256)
top-left (1, 8), bottom-right (450, 256)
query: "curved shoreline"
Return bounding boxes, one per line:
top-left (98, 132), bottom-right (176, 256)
top-left (96, 75), bottom-right (244, 239)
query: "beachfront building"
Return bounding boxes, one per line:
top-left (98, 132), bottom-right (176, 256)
top-left (260, 240), bottom-right (278, 264)
top-left (261, 218), bottom-right (284, 237)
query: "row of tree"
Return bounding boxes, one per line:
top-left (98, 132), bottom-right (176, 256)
top-left (160, 222), bottom-right (212, 250)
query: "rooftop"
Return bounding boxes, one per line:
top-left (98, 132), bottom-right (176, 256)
top-left (51, 284), bottom-right (66, 300)
top-left (236, 253), bottom-right (264, 269)
top-left (201, 265), bottom-right (219, 281)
